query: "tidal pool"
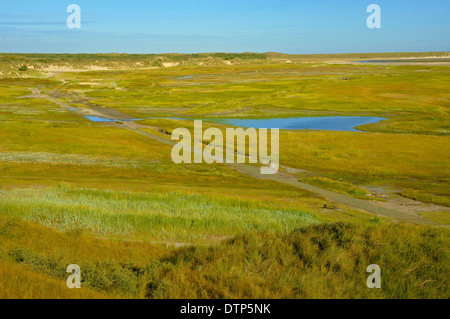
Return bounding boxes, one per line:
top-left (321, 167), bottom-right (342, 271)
top-left (84, 116), bottom-right (141, 122)
top-left (84, 116), bottom-right (117, 122)
top-left (83, 115), bottom-right (385, 132)
top-left (212, 116), bottom-right (386, 132)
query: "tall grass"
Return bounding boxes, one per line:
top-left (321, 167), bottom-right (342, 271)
top-left (1, 215), bottom-right (447, 299)
top-left (143, 223), bottom-right (449, 299)
top-left (0, 186), bottom-right (319, 242)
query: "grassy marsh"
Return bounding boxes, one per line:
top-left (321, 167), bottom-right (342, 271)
top-left (0, 52), bottom-right (448, 298)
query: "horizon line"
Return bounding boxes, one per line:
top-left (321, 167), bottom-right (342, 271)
top-left (1, 50), bottom-right (449, 56)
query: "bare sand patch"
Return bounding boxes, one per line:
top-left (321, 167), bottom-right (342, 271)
top-left (42, 64), bottom-right (111, 72)
top-left (162, 62), bottom-right (180, 68)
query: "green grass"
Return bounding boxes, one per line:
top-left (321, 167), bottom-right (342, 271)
top-left (401, 189), bottom-right (450, 207)
top-left (65, 64), bottom-right (450, 130)
top-left (280, 130), bottom-right (450, 203)
top-left (300, 177), bottom-right (371, 199)
top-left (418, 212), bottom-right (450, 226)
top-left (0, 186), bottom-right (319, 243)
top-left (0, 216), bottom-right (167, 298)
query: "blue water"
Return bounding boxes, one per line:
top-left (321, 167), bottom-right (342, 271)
top-left (213, 116), bottom-right (386, 132)
top-left (84, 116), bottom-right (141, 122)
top-left (83, 115), bottom-right (385, 132)
top-left (84, 116), bottom-right (117, 122)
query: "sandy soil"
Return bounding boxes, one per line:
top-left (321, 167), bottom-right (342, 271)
top-left (42, 65), bottom-right (112, 72)
top-left (162, 62), bottom-right (180, 68)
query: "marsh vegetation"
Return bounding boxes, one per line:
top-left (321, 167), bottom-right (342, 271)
top-left (0, 52), bottom-right (448, 298)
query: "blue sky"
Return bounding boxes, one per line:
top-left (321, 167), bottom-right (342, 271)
top-left (0, 0), bottom-right (449, 54)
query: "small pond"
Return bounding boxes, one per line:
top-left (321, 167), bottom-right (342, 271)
top-left (83, 115), bottom-right (385, 132)
top-left (212, 116), bottom-right (386, 132)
